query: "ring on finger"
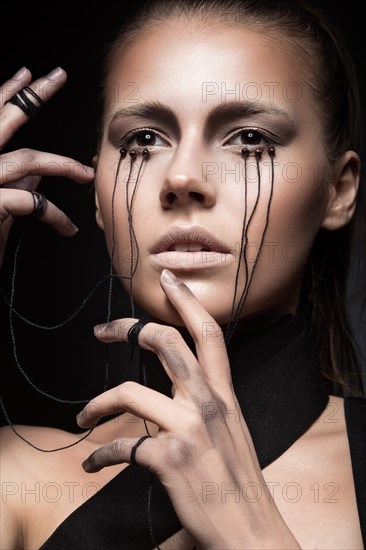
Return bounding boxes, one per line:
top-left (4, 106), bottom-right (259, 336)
top-left (5, 86), bottom-right (43, 118)
top-left (28, 191), bottom-right (48, 218)
top-left (130, 435), bottom-right (151, 467)
top-left (127, 319), bottom-right (150, 346)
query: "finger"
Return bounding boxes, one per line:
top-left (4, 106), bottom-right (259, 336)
top-left (0, 174), bottom-right (41, 191)
top-left (0, 188), bottom-right (78, 236)
top-left (0, 149), bottom-right (94, 185)
top-left (81, 435), bottom-right (162, 473)
top-left (0, 67), bottom-right (32, 107)
top-left (160, 269), bottom-right (232, 392)
top-left (93, 318), bottom-right (205, 394)
top-left (0, 67), bottom-right (67, 149)
top-left (76, 381), bottom-right (191, 432)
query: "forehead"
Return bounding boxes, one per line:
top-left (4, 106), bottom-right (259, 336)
top-left (104, 19), bottom-right (315, 123)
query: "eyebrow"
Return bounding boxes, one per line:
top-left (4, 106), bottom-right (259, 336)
top-left (108, 99), bottom-right (294, 137)
top-left (207, 101), bottom-right (291, 122)
top-left (109, 101), bottom-right (178, 126)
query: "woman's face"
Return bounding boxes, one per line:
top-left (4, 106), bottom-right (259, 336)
top-left (95, 19), bottom-right (330, 327)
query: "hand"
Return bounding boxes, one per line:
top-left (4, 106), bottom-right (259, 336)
top-left (77, 269), bottom-right (300, 549)
top-left (0, 67), bottom-right (94, 267)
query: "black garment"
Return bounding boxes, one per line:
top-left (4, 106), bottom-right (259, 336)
top-left (344, 396), bottom-right (366, 545)
top-left (39, 315), bottom-right (366, 549)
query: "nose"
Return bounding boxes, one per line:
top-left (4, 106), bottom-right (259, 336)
top-left (159, 144), bottom-right (217, 209)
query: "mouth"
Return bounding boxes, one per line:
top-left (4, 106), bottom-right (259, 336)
top-left (151, 225), bottom-right (232, 270)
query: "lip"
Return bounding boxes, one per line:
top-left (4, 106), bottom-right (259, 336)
top-left (150, 225), bottom-right (232, 271)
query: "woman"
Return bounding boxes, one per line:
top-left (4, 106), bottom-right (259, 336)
top-left (1, 1), bottom-right (365, 548)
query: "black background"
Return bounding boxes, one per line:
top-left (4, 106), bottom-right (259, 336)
top-left (1, 1), bottom-right (365, 431)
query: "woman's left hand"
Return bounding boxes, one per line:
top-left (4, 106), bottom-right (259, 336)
top-left (77, 269), bottom-right (300, 549)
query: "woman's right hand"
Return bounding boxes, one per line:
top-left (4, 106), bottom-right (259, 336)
top-left (0, 66), bottom-right (95, 267)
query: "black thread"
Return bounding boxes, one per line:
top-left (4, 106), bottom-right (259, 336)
top-left (23, 86), bottom-right (44, 105)
top-left (0, 396), bottom-right (94, 452)
top-left (226, 147), bottom-right (275, 343)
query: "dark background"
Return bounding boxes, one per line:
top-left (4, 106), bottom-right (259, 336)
top-left (1, 2), bottom-right (365, 431)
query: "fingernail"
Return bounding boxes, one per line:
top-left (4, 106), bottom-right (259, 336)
top-left (71, 223), bottom-right (79, 235)
top-left (13, 67), bottom-right (27, 80)
top-left (94, 323), bottom-right (108, 334)
top-left (82, 460), bottom-right (90, 472)
top-left (47, 67), bottom-right (63, 80)
top-left (161, 269), bottom-right (181, 286)
top-left (84, 166), bottom-right (95, 177)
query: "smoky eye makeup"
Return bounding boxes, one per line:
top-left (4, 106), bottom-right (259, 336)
top-left (107, 102), bottom-right (180, 149)
top-left (223, 127), bottom-right (282, 148)
top-left (118, 128), bottom-right (170, 149)
top-left (107, 119), bottom-right (172, 149)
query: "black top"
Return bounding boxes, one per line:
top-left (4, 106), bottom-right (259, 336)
top-left (39, 315), bottom-right (366, 549)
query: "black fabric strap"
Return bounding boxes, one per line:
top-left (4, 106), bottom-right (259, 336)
top-left (38, 315), bottom-right (358, 549)
top-left (344, 396), bottom-right (366, 546)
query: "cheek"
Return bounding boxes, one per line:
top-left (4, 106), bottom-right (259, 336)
top-left (94, 155), bottom-right (132, 270)
top-left (95, 153), bottom-right (165, 299)
top-left (243, 164), bottom-right (326, 308)
top-left (94, 147), bottom-right (327, 324)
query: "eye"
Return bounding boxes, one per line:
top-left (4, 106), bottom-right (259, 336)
top-left (225, 129), bottom-right (266, 147)
top-left (240, 129), bottom-right (262, 145)
top-left (122, 129), bottom-right (168, 148)
top-left (223, 127), bottom-right (282, 149)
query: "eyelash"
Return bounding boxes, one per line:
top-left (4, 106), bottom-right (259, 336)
top-left (119, 127), bottom-right (169, 149)
top-left (223, 127), bottom-right (281, 148)
top-left (118, 126), bottom-right (280, 150)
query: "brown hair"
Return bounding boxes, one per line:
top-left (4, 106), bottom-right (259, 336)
top-left (98, 0), bottom-right (365, 396)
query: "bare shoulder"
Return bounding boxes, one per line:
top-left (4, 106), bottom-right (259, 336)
top-left (311, 394), bottom-right (366, 443)
top-left (0, 423), bottom-right (85, 550)
top-left (0, 423), bottom-right (86, 462)
top-left (262, 395), bottom-right (364, 548)
top-left (0, 419), bottom-right (145, 549)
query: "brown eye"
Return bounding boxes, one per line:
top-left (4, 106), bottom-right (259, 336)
top-left (135, 131), bottom-right (157, 146)
top-left (124, 129), bottom-right (168, 148)
top-left (240, 130), bottom-right (262, 145)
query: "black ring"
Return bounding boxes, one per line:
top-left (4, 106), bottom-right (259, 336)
top-left (23, 86), bottom-right (44, 105)
top-left (5, 87), bottom-right (42, 118)
top-left (29, 191), bottom-right (48, 219)
top-left (130, 435), bottom-right (151, 466)
top-left (127, 319), bottom-right (149, 346)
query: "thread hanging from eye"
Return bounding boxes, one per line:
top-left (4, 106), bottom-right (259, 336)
top-left (0, 144), bottom-right (152, 452)
top-left (255, 147), bottom-right (263, 159)
top-left (121, 144), bottom-right (158, 549)
top-left (226, 145), bottom-right (276, 344)
top-left (241, 146), bottom-right (275, 159)
top-left (241, 147), bottom-right (250, 159)
top-left (124, 147), bottom-right (150, 317)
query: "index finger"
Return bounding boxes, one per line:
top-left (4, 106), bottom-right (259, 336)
top-left (0, 67), bottom-right (67, 149)
top-left (159, 269), bottom-right (233, 392)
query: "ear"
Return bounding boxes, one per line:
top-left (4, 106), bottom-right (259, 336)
top-left (321, 151), bottom-right (360, 230)
top-left (92, 155), bottom-right (104, 231)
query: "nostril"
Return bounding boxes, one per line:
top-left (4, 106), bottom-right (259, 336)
top-left (189, 192), bottom-right (204, 202)
top-left (166, 192), bottom-right (175, 205)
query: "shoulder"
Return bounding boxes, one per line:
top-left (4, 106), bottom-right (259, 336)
top-left (0, 422), bottom-right (91, 484)
top-left (0, 424), bottom-right (72, 550)
top-left (0, 423), bottom-right (84, 457)
top-left (1, 422), bottom-right (105, 550)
